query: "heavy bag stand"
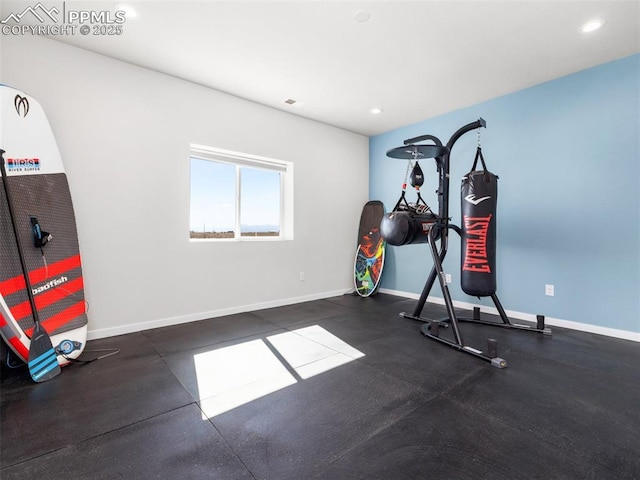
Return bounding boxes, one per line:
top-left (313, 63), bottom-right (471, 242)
top-left (386, 118), bottom-right (551, 368)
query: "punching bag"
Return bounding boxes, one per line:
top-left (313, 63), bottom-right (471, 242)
top-left (381, 162), bottom-right (439, 246)
top-left (380, 208), bottom-right (438, 246)
top-left (460, 147), bottom-right (498, 297)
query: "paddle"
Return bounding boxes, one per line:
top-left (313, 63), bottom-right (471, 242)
top-left (0, 149), bottom-right (60, 382)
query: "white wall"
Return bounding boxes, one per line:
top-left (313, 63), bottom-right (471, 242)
top-left (1, 35), bottom-right (369, 338)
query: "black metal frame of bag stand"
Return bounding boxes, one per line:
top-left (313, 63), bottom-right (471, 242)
top-left (393, 119), bottom-right (551, 368)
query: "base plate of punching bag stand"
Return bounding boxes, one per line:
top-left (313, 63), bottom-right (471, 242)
top-left (420, 322), bottom-right (507, 368)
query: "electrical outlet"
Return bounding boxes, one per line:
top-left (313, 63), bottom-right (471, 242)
top-left (299, 271), bottom-right (306, 281)
top-left (545, 284), bottom-right (554, 296)
top-left (445, 274), bottom-right (452, 284)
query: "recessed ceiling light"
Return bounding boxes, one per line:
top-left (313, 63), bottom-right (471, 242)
top-left (354, 10), bottom-right (371, 23)
top-left (580, 19), bottom-right (606, 33)
top-left (116, 3), bottom-right (139, 19)
top-left (370, 107), bottom-right (383, 115)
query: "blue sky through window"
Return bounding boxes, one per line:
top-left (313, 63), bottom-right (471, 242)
top-left (190, 157), bottom-right (281, 234)
top-left (241, 168), bottom-right (280, 233)
top-left (190, 158), bottom-right (235, 232)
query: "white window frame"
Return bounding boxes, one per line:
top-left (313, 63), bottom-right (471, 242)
top-left (189, 144), bottom-right (293, 241)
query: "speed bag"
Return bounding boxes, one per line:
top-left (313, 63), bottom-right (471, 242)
top-left (380, 209), bottom-right (439, 246)
top-left (461, 170), bottom-right (498, 296)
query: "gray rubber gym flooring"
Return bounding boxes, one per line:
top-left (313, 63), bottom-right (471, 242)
top-left (2, 293), bottom-right (639, 479)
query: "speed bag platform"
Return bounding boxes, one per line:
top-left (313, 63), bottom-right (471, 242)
top-left (461, 147), bottom-right (498, 297)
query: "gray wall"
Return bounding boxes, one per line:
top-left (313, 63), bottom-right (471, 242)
top-left (2, 35), bottom-right (369, 338)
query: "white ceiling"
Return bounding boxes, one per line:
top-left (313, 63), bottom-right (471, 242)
top-left (4, 1), bottom-right (640, 136)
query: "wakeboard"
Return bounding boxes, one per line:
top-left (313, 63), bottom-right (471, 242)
top-left (0, 85), bottom-right (88, 367)
top-left (354, 200), bottom-right (385, 297)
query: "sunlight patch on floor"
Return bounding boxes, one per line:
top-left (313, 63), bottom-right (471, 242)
top-left (194, 325), bottom-right (365, 418)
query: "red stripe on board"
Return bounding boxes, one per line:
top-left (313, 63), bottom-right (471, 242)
top-left (0, 254), bottom-right (82, 297)
top-left (24, 301), bottom-right (85, 337)
top-left (9, 277), bottom-right (85, 322)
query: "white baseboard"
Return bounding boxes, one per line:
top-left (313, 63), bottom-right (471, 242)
top-left (87, 287), bottom-right (639, 343)
top-left (86, 289), bottom-right (350, 340)
top-left (379, 288), bottom-right (640, 343)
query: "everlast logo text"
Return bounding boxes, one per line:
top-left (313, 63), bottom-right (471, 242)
top-left (463, 215), bottom-right (492, 273)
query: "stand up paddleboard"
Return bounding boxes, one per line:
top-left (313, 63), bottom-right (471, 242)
top-left (0, 85), bottom-right (87, 370)
top-left (354, 200), bottom-right (385, 297)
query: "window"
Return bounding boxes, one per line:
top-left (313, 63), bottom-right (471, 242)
top-left (189, 145), bottom-right (293, 240)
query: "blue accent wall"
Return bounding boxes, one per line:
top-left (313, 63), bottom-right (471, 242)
top-left (370, 54), bottom-right (640, 333)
